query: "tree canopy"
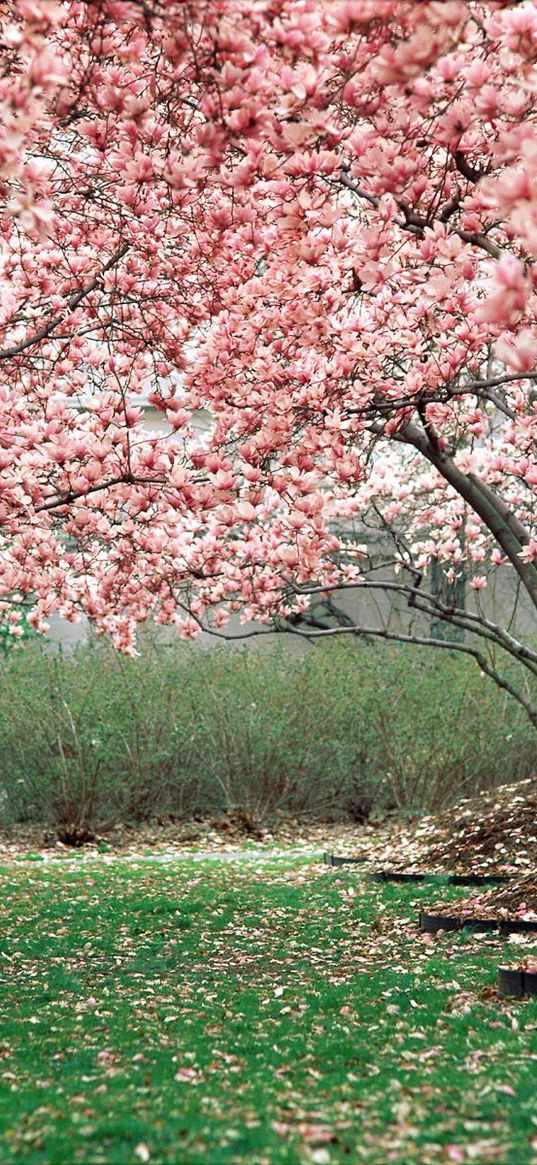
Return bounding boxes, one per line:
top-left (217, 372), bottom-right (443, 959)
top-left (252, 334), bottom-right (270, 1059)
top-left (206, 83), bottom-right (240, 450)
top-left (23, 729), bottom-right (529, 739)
top-left (1, 0), bottom-right (536, 692)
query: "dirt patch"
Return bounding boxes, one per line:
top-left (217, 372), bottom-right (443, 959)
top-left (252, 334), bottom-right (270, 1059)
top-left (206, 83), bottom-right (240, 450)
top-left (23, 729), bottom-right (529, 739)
top-left (2, 777), bottom-right (537, 898)
top-left (0, 814), bottom-right (371, 864)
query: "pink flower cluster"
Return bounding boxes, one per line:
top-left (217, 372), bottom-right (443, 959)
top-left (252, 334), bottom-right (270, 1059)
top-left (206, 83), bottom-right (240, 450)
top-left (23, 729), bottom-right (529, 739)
top-left (0, 0), bottom-right (535, 643)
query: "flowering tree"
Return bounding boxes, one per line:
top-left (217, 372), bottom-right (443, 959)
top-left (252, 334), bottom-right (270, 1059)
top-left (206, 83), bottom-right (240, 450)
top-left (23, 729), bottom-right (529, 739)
top-left (2, 0), bottom-right (537, 718)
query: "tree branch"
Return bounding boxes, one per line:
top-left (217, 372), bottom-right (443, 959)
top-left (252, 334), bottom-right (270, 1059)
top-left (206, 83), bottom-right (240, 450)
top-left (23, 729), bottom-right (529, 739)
top-left (290, 577), bottom-right (537, 673)
top-left (197, 614), bottom-right (537, 729)
top-left (372, 417), bottom-right (537, 609)
top-left (452, 150), bottom-right (490, 185)
top-left (0, 242), bottom-right (130, 360)
top-left (33, 471), bottom-right (165, 514)
top-left (340, 172), bottom-right (502, 258)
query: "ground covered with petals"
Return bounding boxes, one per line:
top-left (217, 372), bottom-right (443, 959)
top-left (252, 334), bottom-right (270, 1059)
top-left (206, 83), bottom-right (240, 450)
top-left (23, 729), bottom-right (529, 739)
top-left (411, 779), bottom-right (537, 877)
top-left (374, 778), bottom-right (537, 922)
top-left (328, 777), bottom-right (537, 884)
top-left (0, 815), bottom-right (361, 865)
top-left (3, 856), bottom-right (537, 1164)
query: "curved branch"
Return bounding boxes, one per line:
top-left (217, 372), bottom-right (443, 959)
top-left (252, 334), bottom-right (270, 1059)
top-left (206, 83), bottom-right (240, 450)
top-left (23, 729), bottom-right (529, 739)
top-left (291, 577), bottom-right (537, 673)
top-left (196, 615), bottom-right (537, 729)
top-left (0, 242), bottom-right (130, 360)
top-left (473, 387), bottom-right (518, 421)
top-left (374, 418), bottom-right (537, 609)
top-left (339, 173), bottom-right (502, 258)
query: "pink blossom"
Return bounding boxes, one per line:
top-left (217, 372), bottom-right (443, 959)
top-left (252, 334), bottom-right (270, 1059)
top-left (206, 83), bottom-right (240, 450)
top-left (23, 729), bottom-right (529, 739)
top-left (478, 256), bottom-right (530, 327)
top-left (495, 328), bottom-right (537, 373)
top-left (519, 540), bottom-right (537, 563)
top-left (0, 0), bottom-right (532, 654)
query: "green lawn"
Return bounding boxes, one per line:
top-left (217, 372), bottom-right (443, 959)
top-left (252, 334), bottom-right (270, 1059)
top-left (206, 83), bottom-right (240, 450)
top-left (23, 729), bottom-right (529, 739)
top-left (1, 857), bottom-right (537, 1164)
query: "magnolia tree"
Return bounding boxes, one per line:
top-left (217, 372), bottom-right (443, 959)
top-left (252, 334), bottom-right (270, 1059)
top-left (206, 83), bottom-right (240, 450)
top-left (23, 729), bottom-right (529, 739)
top-left (2, 0), bottom-right (537, 719)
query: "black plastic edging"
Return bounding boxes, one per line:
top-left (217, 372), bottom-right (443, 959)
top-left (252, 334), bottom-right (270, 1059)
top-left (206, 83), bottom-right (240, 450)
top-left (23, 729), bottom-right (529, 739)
top-left (420, 911), bottom-right (497, 933)
top-left (368, 871), bottom-right (510, 886)
top-left (498, 967), bottom-right (537, 997)
top-left (325, 854), bottom-right (368, 866)
top-left (326, 859), bottom-right (510, 884)
top-left (420, 911), bottom-right (537, 935)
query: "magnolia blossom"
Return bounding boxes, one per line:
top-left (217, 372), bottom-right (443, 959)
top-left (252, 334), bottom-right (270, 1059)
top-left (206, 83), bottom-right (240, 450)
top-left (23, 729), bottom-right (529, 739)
top-left (0, 1), bottom-right (534, 648)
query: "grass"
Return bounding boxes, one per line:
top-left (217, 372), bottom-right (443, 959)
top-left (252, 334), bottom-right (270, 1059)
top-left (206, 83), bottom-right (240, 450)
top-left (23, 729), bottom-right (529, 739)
top-left (2, 858), bottom-right (537, 1164)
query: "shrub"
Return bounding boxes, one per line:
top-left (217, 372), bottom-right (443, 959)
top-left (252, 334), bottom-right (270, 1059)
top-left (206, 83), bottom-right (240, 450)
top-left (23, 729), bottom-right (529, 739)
top-left (0, 633), bottom-right (533, 831)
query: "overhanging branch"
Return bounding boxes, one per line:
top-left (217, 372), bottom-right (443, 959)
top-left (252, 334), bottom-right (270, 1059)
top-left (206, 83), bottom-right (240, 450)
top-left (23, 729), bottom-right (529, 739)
top-left (194, 613), bottom-right (537, 729)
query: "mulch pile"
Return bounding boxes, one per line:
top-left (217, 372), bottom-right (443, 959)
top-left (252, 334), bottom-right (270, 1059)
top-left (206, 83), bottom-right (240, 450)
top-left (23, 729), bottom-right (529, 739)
top-left (326, 777), bottom-right (537, 920)
top-left (360, 777), bottom-right (537, 878)
top-left (397, 777), bottom-right (537, 920)
top-left (417, 777), bottom-right (537, 874)
top-left (433, 875), bottom-right (537, 920)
